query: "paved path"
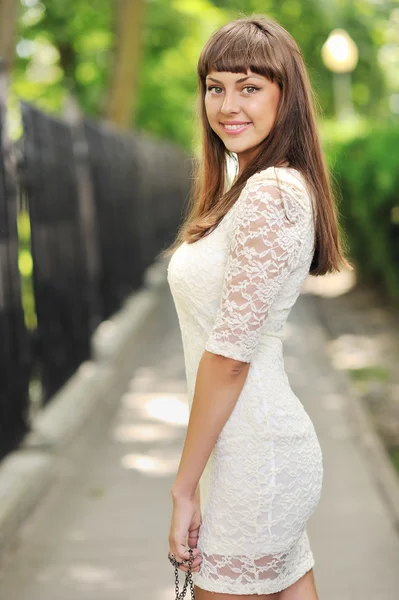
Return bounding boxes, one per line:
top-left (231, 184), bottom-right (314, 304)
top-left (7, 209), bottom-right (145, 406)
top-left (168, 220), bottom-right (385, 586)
top-left (0, 285), bottom-right (399, 599)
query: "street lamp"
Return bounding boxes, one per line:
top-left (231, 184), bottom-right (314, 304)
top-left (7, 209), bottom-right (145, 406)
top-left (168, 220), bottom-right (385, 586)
top-left (322, 29), bottom-right (359, 121)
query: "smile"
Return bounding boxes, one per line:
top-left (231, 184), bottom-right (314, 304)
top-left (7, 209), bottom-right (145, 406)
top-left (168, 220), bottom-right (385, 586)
top-left (220, 122), bottom-right (252, 135)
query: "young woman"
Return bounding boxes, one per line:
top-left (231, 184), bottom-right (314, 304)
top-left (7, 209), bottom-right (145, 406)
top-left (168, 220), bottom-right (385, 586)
top-left (165, 14), bottom-right (351, 600)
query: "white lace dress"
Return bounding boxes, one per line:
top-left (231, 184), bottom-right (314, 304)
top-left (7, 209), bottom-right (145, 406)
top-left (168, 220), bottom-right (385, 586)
top-left (167, 166), bottom-right (324, 595)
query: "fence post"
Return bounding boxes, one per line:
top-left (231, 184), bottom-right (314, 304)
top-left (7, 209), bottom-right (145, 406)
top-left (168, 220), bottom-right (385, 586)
top-left (0, 57), bottom-right (30, 458)
top-left (20, 101), bottom-right (92, 401)
top-left (63, 94), bottom-right (103, 330)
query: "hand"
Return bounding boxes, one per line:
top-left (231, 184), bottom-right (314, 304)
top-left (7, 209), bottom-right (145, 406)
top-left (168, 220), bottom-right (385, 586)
top-left (169, 490), bottom-right (203, 573)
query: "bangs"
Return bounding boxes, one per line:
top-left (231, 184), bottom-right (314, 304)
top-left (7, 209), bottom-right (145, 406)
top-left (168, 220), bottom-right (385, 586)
top-left (197, 21), bottom-right (283, 85)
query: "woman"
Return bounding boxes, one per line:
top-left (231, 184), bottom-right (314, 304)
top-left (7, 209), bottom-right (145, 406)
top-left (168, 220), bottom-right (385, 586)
top-left (165, 14), bottom-right (351, 599)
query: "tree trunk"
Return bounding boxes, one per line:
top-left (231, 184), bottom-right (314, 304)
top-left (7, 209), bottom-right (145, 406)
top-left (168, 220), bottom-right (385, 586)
top-left (106, 0), bottom-right (146, 128)
top-left (0, 0), bottom-right (18, 70)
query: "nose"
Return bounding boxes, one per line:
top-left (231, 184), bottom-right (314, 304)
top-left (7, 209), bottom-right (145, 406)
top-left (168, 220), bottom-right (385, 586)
top-left (220, 90), bottom-right (240, 115)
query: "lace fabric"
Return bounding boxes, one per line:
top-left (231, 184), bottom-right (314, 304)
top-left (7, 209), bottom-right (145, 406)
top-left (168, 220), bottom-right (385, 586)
top-left (167, 167), bottom-right (323, 595)
top-left (205, 172), bottom-right (315, 363)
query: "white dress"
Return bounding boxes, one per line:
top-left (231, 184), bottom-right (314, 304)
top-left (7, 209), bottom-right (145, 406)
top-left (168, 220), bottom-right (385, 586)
top-left (167, 166), bottom-right (324, 595)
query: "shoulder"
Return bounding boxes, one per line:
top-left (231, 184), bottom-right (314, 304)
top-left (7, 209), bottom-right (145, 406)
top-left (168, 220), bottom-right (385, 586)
top-left (246, 166), bottom-right (310, 199)
top-left (239, 166), bottom-right (313, 224)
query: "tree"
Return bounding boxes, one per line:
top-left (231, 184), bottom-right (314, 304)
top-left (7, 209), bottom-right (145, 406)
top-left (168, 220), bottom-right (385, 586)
top-left (0, 0), bottom-right (18, 69)
top-left (106, 0), bottom-right (146, 127)
top-left (12, 0), bottom-right (113, 115)
top-left (9, 0), bottom-right (395, 148)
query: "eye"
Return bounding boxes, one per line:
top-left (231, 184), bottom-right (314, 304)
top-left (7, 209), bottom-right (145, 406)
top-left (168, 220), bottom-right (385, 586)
top-left (243, 85), bottom-right (260, 94)
top-left (206, 85), bottom-right (223, 93)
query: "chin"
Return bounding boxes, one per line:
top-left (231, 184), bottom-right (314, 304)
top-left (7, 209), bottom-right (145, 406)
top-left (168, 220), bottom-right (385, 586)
top-left (225, 143), bottom-right (256, 154)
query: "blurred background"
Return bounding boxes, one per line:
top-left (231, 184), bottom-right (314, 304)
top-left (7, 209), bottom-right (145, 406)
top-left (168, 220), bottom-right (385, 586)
top-left (0, 1), bottom-right (399, 598)
top-left (7, 0), bottom-right (399, 299)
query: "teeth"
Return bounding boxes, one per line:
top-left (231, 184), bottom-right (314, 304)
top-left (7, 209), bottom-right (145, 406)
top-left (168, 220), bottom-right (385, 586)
top-left (224, 123), bottom-right (249, 130)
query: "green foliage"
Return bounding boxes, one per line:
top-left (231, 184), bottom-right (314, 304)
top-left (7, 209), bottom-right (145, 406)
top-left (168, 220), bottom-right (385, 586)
top-left (347, 365), bottom-right (391, 383)
top-left (13, 0), bottom-right (113, 115)
top-left (17, 210), bottom-right (37, 330)
top-left (390, 446), bottom-right (399, 474)
top-left (135, 0), bottom-right (227, 150)
top-left (210, 0), bottom-right (334, 114)
top-left (12, 0), bottom-right (393, 150)
top-left (323, 122), bottom-right (399, 304)
top-left (327, 0), bottom-right (388, 119)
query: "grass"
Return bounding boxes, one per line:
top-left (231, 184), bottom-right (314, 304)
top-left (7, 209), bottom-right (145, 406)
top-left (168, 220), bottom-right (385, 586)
top-left (389, 447), bottom-right (399, 474)
top-left (346, 365), bottom-right (391, 383)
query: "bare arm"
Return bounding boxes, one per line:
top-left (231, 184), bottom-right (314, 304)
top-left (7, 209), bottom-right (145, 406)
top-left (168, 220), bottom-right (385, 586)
top-left (171, 350), bottom-right (249, 500)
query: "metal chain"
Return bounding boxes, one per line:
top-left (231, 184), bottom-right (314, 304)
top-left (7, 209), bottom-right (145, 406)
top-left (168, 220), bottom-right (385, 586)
top-left (173, 548), bottom-right (195, 599)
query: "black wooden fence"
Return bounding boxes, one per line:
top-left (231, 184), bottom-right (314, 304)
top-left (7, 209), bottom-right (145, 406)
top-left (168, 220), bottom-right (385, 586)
top-left (0, 104), bottom-right (30, 456)
top-left (0, 100), bottom-right (192, 460)
top-left (83, 120), bottom-right (144, 317)
top-left (20, 103), bottom-right (92, 402)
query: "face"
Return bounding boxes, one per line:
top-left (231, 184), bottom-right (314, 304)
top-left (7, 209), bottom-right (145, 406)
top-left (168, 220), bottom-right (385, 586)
top-left (204, 69), bottom-right (281, 173)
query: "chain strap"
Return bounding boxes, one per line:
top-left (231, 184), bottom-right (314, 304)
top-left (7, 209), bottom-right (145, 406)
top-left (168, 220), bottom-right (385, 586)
top-left (173, 548), bottom-right (195, 599)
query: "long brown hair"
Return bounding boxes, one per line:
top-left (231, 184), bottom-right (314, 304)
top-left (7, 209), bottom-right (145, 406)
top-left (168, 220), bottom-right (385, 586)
top-left (162, 14), bottom-right (352, 276)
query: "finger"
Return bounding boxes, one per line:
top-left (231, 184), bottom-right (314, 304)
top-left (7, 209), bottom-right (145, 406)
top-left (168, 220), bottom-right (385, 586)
top-left (169, 546), bottom-right (201, 567)
top-left (179, 555), bottom-right (202, 573)
top-left (178, 552), bottom-right (201, 567)
top-left (187, 528), bottom-right (200, 548)
top-left (180, 565), bottom-right (201, 573)
top-left (191, 565), bottom-right (201, 572)
top-left (169, 548), bottom-right (185, 566)
top-left (177, 545), bottom-right (201, 562)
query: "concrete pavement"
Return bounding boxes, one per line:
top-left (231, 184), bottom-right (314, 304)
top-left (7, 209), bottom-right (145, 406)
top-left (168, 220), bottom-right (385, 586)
top-left (0, 283), bottom-right (398, 599)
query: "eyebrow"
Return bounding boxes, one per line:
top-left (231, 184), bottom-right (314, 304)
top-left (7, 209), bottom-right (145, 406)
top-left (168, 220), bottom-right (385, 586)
top-left (206, 75), bottom-right (262, 84)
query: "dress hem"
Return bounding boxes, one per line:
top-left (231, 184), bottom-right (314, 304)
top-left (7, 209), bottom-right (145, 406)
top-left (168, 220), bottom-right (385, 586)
top-left (192, 554), bottom-right (315, 595)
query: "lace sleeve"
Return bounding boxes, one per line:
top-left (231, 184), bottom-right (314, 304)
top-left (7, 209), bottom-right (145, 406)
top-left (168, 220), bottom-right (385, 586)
top-left (204, 173), bottom-right (312, 363)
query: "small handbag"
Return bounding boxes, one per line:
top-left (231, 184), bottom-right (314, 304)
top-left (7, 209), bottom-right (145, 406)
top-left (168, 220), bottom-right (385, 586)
top-left (169, 547), bottom-right (195, 599)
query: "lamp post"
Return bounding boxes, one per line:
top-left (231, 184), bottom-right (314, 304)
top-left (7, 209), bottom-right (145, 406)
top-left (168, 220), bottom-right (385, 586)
top-left (321, 29), bottom-right (359, 122)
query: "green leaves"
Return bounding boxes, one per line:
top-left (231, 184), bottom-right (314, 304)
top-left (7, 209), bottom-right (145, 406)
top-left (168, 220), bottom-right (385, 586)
top-left (14, 0), bottom-right (112, 114)
top-left (324, 123), bottom-right (399, 303)
top-left (11, 0), bottom-right (395, 151)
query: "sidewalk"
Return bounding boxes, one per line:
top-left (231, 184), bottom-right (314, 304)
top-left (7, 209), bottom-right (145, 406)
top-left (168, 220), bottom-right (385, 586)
top-left (0, 280), bottom-right (399, 599)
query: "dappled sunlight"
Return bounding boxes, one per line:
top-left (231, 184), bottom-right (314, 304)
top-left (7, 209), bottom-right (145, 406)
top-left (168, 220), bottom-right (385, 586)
top-left (63, 565), bottom-right (127, 591)
top-left (301, 269), bottom-right (386, 373)
top-left (35, 564), bottom-right (131, 591)
top-left (121, 449), bottom-right (180, 476)
top-left (122, 392), bottom-right (189, 426)
top-left (112, 423), bottom-right (179, 443)
top-left (0, 0), bottom-right (395, 595)
top-left (77, 360), bottom-right (97, 379)
top-left (302, 268), bottom-right (356, 297)
top-left (128, 366), bottom-right (157, 392)
top-left (67, 564), bottom-right (118, 585)
top-left (328, 333), bottom-right (381, 371)
top-left (145, 395), bottom-right (189, 425)
top-left (92, 319), bottom-right (118, 349)
top-left (114, 390), bottom-right (186, 475)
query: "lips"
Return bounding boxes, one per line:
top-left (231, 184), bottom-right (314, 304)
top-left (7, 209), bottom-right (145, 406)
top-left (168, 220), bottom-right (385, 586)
top-left (220, 122), bottom-right (252, 135)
